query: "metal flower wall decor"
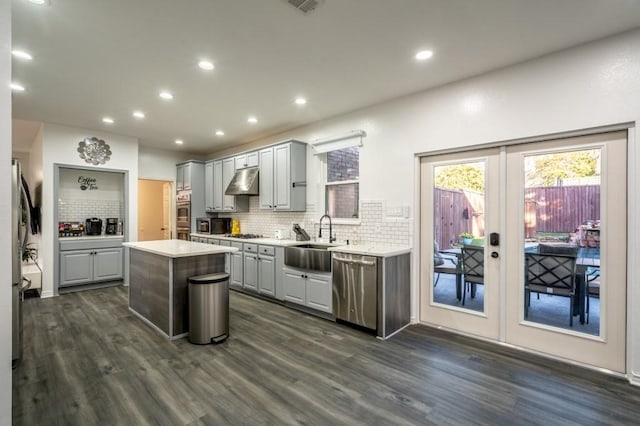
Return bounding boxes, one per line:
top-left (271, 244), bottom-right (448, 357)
top-left (77, 137), bottom-right (112, 165)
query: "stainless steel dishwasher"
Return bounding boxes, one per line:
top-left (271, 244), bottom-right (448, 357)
top-left (332, 253), bottom-right (378, 330)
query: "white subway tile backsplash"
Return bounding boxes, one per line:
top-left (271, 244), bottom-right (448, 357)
top-left (58, 198), bottom-right (124, 223)
top-left (219, 198), bottom-right (411, 248)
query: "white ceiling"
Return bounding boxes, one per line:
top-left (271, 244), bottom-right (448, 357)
top-left (11, 0), bottom-right (640, 155)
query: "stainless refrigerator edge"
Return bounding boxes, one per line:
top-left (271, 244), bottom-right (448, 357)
top-left (12, 159), bottom-right (24, 367)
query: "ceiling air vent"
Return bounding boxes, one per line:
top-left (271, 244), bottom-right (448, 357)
top-left (286, 0), bottom-right (323, 14)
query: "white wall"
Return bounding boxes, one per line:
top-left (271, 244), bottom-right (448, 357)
top-left (41, 123), bottom-right (138, 297)
top-left (138, 144), bottom-right (197, 181)
top-left (211, 29), bottom-right (640, 381)
top-left (0, 1), bottom-right (11, 421)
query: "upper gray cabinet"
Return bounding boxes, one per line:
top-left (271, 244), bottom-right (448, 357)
top-left (210, 158), bottom-right (248, 212)
top-left (235, 152), bottom-right (259, 170)
top-left (205, 161), bottom-right (214, 212)
top-left (259, 147), bottom-right (274, 209)
top-left (176, 163), bottom-right (191, 191)
top-left (213, 160), bottom-right (223, 211)
top-left (259, 140), bottom-right (306, 211)
top-left (176, 161), bottom-right (205, 226)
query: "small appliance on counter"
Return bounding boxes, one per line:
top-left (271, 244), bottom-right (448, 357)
top-left (85, 218), bottom-right (103, 235)
top-left (196, 217), bottom-right (232, 235)
top-left (105, 218), bottom-right (120, 235)
top-left (274, 229), bottom-right (289, 240)
top-left (58, 222), bottom-right (85, 237)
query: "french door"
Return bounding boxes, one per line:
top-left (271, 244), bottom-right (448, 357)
top-left (420, 131), bottom-right (627, 372)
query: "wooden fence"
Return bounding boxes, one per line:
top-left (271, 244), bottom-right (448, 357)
top-left (434, 185), bottom-right (600, 249)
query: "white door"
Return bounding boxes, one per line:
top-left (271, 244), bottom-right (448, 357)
top-left (504, 131), bottom-right (626, 372)
top-left (420, 131), bottom-right (627, 372)
top-left (420, 148), bottom-right (501, 340)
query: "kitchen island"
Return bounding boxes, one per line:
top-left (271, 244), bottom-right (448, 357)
top-left (123, 240), bottom-right (238, 339)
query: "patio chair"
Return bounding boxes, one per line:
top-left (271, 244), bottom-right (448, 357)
top-left (585, 267), bottom-right (600, 324)
top-left (461, 245), bottom-right (484, 305)
top-left (434, 241), bottom-right (458, 288)
top-left (525, 253), bottom-right (578, 326)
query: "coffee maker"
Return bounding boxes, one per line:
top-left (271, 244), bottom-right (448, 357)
top-left (105, 218), bottom-right (119, 235)
top-left (85, 218), bottom-right (103, 235)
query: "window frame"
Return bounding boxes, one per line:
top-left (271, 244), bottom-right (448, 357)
top-left (322, 147), bottom-right (361, 225)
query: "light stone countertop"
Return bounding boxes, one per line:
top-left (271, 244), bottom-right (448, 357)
top-left (190, 232), bottom-right (411, 256)
top-left (190, 233), bottom-right (313, 247)
top-left (123, 239), bottom-right (238, 258)
top-left (328, 245), bottom-right (412, 258)
top-left (59, 235), bottom-right (124, 241)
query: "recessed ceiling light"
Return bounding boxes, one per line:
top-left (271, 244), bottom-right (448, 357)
top-left (175, 139), bottom-right (184, 145)
top-left (102, 117), bottom-right (114, 124)
top-left (215, 130), bottom-right (225, 136)
top-left (28, 0), bottom-right (50, 5)
top-left (10, 82), bottom-right (25, 92)
top-left (295, 97), bottom-right (307, 105)
top-left (247, 116), bottom-right (258, 124)
top-left (12, 49), bottom-right (33, 61)
top-left (198, 60), bottom-right (214, 71)
top-left (159, 90), bottom-right (173, 100)
top-left (132, 110), bottom-right (145, 119)
top-left (415, 50), bottom-right (433, 61)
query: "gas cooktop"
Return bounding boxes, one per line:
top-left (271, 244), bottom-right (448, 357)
top-left (224, 234), bottom-right (264, 239)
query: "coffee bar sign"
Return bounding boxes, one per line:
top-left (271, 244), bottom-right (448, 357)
top-left (78, 176), bottom-right (99, 190)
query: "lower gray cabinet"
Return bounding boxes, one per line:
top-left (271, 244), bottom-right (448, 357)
top-left (306, 273), bottom-right (332, 312)
top-left (243, 251), bottom-right (259, 291)
top-left (283, 268), bottom-right (306, 304)
top-left (93, 248), bottom-right (124, 281)
top-left (229, 242), bottom-right (244, 288)
top-left (60, 250), bottom-right (93, 286)
top-left (60, 247), bottom-right (123, 287)
top-left (282, 267), bottom-right (332, 313)
top-left (258, 247), bottom-right (275, 297)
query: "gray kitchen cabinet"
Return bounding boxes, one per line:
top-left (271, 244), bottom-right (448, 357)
top-left (243, 243), bottom-right (258, 291)
top-left (222, 157), bottom-right (236, 211)
top-left (205, 161), bottom-right (214, 211)
top-left (177, 161), bottom-right (205, 229)
top-left (60, 250), bottom-right (93, 286)
top-left (282, 266), bottom-right (332, 313)
top-left (211, 158), bottom-right (249, 212)
top-left (258, 245), bottom-right (276, 297)
top-left (93, 248), bottom-right (125, 281)
top-left (212, 160), bottom-right (223, 211)
top-left (176, 163), bottom-right (191, 191)
top-left (229, 242), bottom-right (244, 289)
top-left (60, 247), bottom-right (123, 287)
top-left (235, 152), bottom-right (258, 170)
top-left (283, 267), bottom-right (306, 304)
top-left (259, 140), bottom-right (307, 211)
top-left (259, 147), bottom-right (274, 209)
top-left (305, 272), bottom-right (332, 312)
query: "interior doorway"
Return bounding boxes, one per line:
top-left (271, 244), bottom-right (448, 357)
top-left (138, 179), bottom-right (172, 241)
top-left (420, 131), bottom-right (627, 373)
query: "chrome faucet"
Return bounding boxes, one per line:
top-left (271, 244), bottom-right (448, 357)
top-left (319, 214), bottom-right (336, 243)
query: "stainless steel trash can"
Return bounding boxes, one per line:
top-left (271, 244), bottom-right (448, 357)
top-left (188, 272), bottom-right (229, 344)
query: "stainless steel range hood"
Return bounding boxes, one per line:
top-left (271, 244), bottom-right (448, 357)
top-left (225, 167), bottom-right (259, 195)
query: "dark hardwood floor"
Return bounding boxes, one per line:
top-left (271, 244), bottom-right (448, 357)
top-left (13, 286), bottom-right (640, 425)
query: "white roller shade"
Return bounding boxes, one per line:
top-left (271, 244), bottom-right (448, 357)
top-left (311, 130), bottom-right (366, 154)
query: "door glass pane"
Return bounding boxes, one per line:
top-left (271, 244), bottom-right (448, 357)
top-left (433, 161), bottom-right (485, 312)
top-left (523, 148), bottom-right (601, 336)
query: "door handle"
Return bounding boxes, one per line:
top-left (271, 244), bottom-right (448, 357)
top-left (491, 251), bottom-right (499, 258)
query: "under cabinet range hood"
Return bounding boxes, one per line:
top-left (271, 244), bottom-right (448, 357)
top-left (225, 167), bottom-right (259, 195)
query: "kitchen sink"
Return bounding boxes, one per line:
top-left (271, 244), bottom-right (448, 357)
top-left (284, 243), bottom-right (333, 272)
